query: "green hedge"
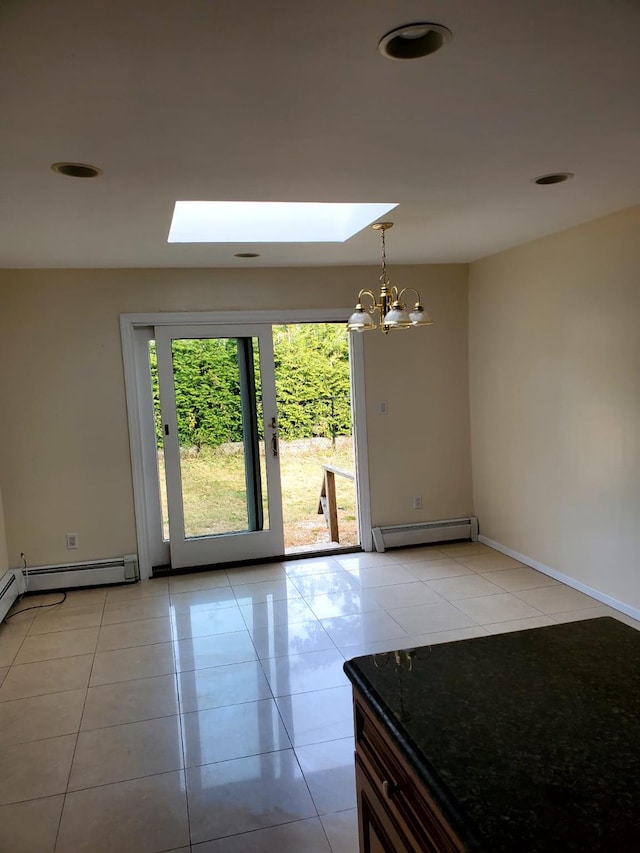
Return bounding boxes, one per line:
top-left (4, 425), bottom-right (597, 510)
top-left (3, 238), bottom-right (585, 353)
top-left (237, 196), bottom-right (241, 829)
top-left (150, 324), bottom-right (351, 449)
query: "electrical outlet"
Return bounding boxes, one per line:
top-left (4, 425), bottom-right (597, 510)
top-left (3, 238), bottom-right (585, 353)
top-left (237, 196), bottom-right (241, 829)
top-left (66, 533), bottom-right (78, 550)
top-left (412, 495), bottom-right (422, 510)
top-left (379, 401), bottom-right (388, 415)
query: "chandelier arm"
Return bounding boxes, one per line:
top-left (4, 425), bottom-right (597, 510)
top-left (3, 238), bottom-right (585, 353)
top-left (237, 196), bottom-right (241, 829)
top-left (397, 287), bottom-right (422, 306)
top-left (357, 289), bottom-right (378, 312)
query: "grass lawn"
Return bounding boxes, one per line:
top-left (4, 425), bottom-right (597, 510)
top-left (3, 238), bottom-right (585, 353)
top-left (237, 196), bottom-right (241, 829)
top-left (158, 436), bottom-right (357, 552)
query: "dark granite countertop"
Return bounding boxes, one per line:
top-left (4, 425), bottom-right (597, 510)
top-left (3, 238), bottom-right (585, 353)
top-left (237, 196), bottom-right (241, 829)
top-left (343, 617), bottom-right (640, 852)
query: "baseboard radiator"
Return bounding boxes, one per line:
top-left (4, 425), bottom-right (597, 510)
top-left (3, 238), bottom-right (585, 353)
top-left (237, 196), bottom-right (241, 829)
top-left (372, 517), bottom-right (478, 552)
top-left (22, 554), bottom-right (139, 593)
top-left (0, 569), bottom-right (26, 623)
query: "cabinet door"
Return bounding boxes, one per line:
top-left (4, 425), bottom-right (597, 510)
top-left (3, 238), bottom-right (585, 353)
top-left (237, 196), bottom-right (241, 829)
top-left (356, 756), bottom-right (414, 853)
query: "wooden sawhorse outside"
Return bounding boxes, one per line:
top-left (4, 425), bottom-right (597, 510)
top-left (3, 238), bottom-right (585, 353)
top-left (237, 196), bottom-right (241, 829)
top-left (318, 465), bottom-right (354, 544)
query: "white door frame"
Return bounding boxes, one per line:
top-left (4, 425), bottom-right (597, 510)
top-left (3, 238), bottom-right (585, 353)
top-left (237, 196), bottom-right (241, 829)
top-left (120, 309), bottom-right (373, 580)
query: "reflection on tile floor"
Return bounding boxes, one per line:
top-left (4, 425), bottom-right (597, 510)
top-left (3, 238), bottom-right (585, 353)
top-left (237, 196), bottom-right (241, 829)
top-left (0, 542), bottom-right (638, 851)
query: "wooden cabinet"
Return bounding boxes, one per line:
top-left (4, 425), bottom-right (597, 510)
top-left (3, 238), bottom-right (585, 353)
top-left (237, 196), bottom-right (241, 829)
top-left (353, 690), bottom-right (465, 853)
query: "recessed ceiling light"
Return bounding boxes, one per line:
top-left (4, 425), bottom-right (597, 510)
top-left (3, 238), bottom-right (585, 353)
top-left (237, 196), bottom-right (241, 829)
top-left (167, 201), bottom-right (398, 243)
top-left (378, 22), bottom-right (452, 60)
top-left (234, 252), bottom-right (260, 258)
top-left (51, 162), bottom-right (102, 178)
top-left (532, 172), bottom-right (575, 185)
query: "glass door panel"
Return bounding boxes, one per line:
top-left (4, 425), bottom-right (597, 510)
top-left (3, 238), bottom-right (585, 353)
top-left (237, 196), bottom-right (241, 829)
top-left (155, 324), bottom-right (283, 568)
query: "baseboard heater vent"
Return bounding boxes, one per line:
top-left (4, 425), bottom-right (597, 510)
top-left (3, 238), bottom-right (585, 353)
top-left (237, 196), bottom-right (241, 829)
top-left (22, 554), bottom-right (139, 592)
top-left (0, 569), bottom-right (25, 623)
top-left (372, 517), bottom-right (478, 552)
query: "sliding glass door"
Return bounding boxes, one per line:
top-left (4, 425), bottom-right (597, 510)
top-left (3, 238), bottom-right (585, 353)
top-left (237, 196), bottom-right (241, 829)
top-left (155, 324), bottom-right (283, 568)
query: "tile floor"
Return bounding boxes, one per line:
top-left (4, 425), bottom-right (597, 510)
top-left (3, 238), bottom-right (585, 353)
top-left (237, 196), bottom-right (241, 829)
top-left (0, 541), bottom-right (638, 852)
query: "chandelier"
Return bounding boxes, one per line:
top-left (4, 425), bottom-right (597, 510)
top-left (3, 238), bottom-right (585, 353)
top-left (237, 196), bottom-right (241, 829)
top-left (347, 222), bottom-right (433, 334)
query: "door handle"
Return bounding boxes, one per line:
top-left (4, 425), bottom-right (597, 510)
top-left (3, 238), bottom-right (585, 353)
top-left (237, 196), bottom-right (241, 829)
top-left (270, 416), bottom-right (278, 456)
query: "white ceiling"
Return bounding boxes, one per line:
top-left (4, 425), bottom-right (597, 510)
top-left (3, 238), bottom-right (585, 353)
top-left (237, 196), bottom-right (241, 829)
top-left (0, 0), bottom-right (638, 268)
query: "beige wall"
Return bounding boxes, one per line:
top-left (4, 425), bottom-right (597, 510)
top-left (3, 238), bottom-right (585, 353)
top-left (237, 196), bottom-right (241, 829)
top-left (469, 206), bottom-right (640, 611)
top-left (0, 264), bottom-right (472, 567)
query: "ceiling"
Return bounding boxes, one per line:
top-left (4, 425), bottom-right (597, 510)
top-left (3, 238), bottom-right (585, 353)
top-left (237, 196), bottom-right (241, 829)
top-left (0, 0), bottom-right (638, 268)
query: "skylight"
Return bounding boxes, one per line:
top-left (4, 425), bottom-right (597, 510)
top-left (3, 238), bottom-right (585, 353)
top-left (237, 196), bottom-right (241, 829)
top-left (167, 201), bottom-right (398, 243)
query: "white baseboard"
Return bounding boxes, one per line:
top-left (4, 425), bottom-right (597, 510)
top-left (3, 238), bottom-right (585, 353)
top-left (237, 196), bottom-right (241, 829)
top-left (478, 535), bottom-right (640, 623)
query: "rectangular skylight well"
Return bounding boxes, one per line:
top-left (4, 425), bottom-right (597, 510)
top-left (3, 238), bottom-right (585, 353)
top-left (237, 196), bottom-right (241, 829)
top-left (167, 201), bottom-right (398, 243)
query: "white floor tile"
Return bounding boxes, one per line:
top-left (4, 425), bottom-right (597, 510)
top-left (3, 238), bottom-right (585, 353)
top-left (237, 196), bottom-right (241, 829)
top-left (284, 556), bottom-right (344, 577)
top-left (389, 601), bottom-right (476, 635)
top-left (14, 626), bottom-right (99, 664)
top-left (90, 642), bottom-right (176, 686)
top-left (296, 737), bottom-right (356, 814)
top-left (405, 559), bottom-right (475, 581)
top-left (227, 563), bottom-right (287, 585)
top-left (514, 585), bottom-right (599, 614)
top-left (0, 654), bottom-right (93, 701)
top-left (337, 553), bottom-right (397, 570)
top-left (0, 735), bottom-right (76, 804)
top-left (171, 606), bottom-right (246, 640)
top-left (338, 635), bottom-right (422, 659)
top-left (96, 616), bottom-right (173, 652)
top-left (371, 582), bottom-right (444, 609)
top-left (28, 604), bottom-right (103, 635)
top-left (81, 673), bottom-right (179, 730)
top-left (177, 660), bottom-right (271, 713)
top-left (232, 578), bottom-right (302, 605)
top-left (455, 593), bottom-right (544, 624)
top-left (481, 567), bottom-right (559, 592)
top-left (320, 808), bottom-right (359, 853)
top-left (186, 749), bottom-right (316, 843)
top-left (0, 795), bottom-right (64, 853)
top-left (102, 597), bottom-right (171, 625)
top-left (249, 620), bottom-right (334, 659)
top-left (170, 586), bottom-right (239, 613)
top-left (169, 571), bottom-right (231, 594)
top-left (69, 715), bottom-right (184, 790)
top-left (320, 610), bottom-right (408, 649)
top-left (425, 574), bottom-right (505, 601)
top-left (174, 630), bottom-right (257, 672)
top-left (276, 684), bottom-right (354, 746)
top-left (57, 770), bottom-right (189, 853)
top-left (192, 817), bottom-right (332, 852)
top-left (385, 546), bottom-right (448, 563)
top-left (551, 606), bottom-right (612, 623)
top-left (410, 625), bottom-right (491, 646)
top-left (261, 648), bottom-right (349, 696)
top-left (483, 615), bottom-right (558, 634)
top-left (455, 553), bottom-right (525, 572)
top-left (304, 589), bottom-right (382, 620)
top-left (181, 698), bottom-right (291, 765)
top-left (290, 571), bottom-right (359, 598)
top-left (239, 596), bottom-right (319, 629)
top-left (345, 564), bottom-right (418, 588)
top-left (0, 688), bottom-right (85, 745)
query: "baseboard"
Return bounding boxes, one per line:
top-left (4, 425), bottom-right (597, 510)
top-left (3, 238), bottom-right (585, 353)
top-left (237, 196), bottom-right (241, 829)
top-left (372, 517), bottom-right (478, 552)
top-left (0, 569), bottom-right (25, 623)
top-left (479, 535), bottom-right (640, 623)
